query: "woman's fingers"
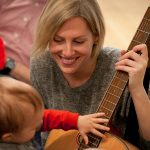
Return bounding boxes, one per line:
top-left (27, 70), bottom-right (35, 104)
top-left (115, 44), bottom-right (148, 75)
top-left (118, 44), bottom-right (148, 67)
top-left (132, 44), bottom-right (148, 58)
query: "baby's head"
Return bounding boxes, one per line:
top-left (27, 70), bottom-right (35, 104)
top-left (0, 77), bottom-right (44, 143)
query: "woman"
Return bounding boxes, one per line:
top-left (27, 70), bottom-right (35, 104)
top-left (30, 0), bottom-right (150, 149)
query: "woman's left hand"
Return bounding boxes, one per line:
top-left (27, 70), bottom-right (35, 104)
top-left (115, 44), bottom-right (148, 92)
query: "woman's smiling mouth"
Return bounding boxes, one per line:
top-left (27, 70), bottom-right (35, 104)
top-left (60, 56), bottom-right (79, 65)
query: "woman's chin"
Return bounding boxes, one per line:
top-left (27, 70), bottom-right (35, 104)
top-left (61, 67), bottom-right (76, 75)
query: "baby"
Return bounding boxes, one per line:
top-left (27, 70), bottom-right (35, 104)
top-left (0, 77), bottom-right (109, 147)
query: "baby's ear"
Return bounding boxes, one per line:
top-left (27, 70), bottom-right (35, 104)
top-left (1, 133), bottom-right (14, 142)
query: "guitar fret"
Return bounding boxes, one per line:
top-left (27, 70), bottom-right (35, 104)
top-left (101, 105), bottom-right (113, 114)
top-left (102, 106), bottom-right (113, 119)
top-left (128, 33), bottom-right (150, 50)
top-left (108, 85), bottom-right (124, 97)
top-left (100, 106), bottom-right (112, 118)
top-left (88, 133), bottom-right (101, 145)
top-left (132, 39), bottom-right (142, 44)
top-left (78, 142), bottom-right (88, 149)
top-left (78, 133), bottom-right (100, 149)
top-left (107, 91), bottom-right (119, 98)
top-left (103, 99), bottom-right (117, 108)
top-left (113, 75), bottom-right (127, 82)
top-left (88, 141), bottom-right (97, 147)
top-left (133, 30), bottom-right (149, 43)
top-left (111, 84), bottom-right (124, 92)
top-left (115, 71), bottom-right (128, 81)
top-left (88, 142), bottom-right (97, 148)
top-left (112, 76), bottom-right (127, 88)
top-left (88, 134), bottom-right (99, 142)
top-left (138, 29), bottom-right (149, 34)
top-left (98, 95), bottom-right (119, 119)
top-left (104, 93), bottom-right (119, 104)
top-left (102, 95), bottom-right (119, 107)
top-left (139, 19), bottom-right (150, 32)
top-left (143, 18), bottom-right (150, 21)
top-left (128, 40), bottom-right (142, 50)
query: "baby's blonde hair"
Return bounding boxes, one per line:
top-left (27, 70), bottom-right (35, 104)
top-left (0, 77), bottom-right (44, 137)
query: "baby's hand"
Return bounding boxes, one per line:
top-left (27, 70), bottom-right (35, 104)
top-left (77, 113), bottom-right (110, 144)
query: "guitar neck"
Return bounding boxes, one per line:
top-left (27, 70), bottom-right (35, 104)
top-left (78, 7), bottom-right (150, 150)
top-left (128, 7), bottom-right (150, 67)
top-left (99, 6), bottom-right (150, 123)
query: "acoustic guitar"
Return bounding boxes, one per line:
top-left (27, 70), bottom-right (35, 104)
top-left (44, 6), bottom-right (150, 150)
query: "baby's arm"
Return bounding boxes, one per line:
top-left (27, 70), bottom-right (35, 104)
top-left (41, 109), bottom-right (79, 131)
top-left (42, 109), bottom-right (109, 144)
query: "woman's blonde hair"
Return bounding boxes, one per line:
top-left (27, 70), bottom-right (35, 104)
top-left (0, 77), bottom-right (43, 137)
top-left (32, 0), bottom-right (105, 58)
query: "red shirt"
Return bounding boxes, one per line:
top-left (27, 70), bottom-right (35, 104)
top-left (42, 109), bottom-right (79, 131)
top-left (0, 37), bottom-right (5, 70)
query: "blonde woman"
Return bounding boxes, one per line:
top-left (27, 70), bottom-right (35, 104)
top-left (31, 0), bottom-right (150, 149)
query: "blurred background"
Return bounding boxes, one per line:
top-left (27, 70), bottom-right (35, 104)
top-left (97, 0), bottom-right (150, 96)
top-left (98, 0), bottom-right (149, 49)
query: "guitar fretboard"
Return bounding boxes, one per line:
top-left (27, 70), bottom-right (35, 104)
top-left (78, 7), bottom-right (150, 150)
top-left (98, 71), bottom-right (128, 120)
top-left (128, 7), bottom-right (150, 67)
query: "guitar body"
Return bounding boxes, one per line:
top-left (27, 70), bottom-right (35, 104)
top-left (44, 130), bottom-right (139, 150)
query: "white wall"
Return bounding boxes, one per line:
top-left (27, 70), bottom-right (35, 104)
top-left (98, 0), bottom-right (149, 50)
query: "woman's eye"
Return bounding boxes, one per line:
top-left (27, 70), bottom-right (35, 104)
top-left (54, 38), bottom-right (63, 43)
top-left (74, 41), bottom-right (84, 44)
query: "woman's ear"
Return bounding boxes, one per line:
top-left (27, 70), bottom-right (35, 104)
top-left (1, 133), bottom-right (14, 142)
top-left (94, 35), bottom-right (99, 44)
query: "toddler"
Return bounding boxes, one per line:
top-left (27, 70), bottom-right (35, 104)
top-left (0, 77), bottom-right (109, 146)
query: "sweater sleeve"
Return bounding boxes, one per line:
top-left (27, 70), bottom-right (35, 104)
top-left (41, 109), bottom-right (79, 132)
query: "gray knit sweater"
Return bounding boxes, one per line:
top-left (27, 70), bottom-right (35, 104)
top-left (30, 47), bottom-right (150, 150)
top-left (31, 47), bottom-right (119, 115)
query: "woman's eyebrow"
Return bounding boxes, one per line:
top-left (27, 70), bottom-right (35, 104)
top-left (54, 34), bottom-right (87, 39)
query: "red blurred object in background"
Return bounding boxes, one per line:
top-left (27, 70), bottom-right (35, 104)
top-left (0, 37), bottom-right (6, 70)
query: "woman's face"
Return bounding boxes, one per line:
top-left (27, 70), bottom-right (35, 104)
top-left (49, 17), bottom-right (97, 75)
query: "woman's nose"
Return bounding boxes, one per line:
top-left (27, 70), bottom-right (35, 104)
top-left (62, 42), bottom-right (75, 56)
